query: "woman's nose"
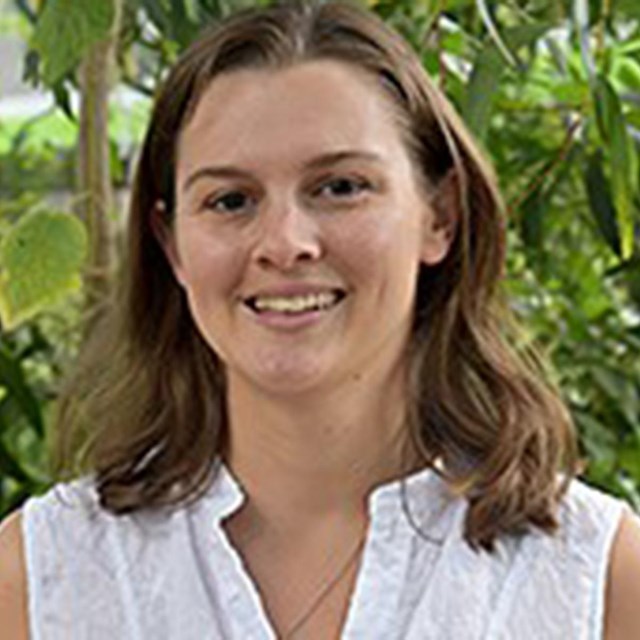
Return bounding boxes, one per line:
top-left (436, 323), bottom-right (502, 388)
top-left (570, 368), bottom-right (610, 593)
top-left (251, 200), bottom-right (323, 271)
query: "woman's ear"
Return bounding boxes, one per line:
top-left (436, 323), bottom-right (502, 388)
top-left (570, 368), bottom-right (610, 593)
top-left (421, 168), bottom-right (460, 266)
top-left (151, 200), bottom-right (185, 286)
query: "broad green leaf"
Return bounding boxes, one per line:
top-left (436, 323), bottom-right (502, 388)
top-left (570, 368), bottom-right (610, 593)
top-left (584, 151), bottom-right (622, 256)
top-left (462, 44), bottom-right (503, 140)
top-left (0, 345), bottom-right (43, 436)
top-left (31, 0), bottom-right (115, 84)
top-left (0, 210), bottom-right (87, 330)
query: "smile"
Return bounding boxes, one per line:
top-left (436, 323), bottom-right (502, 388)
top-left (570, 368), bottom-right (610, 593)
top-left (244, 290), bottom-right (346, 315)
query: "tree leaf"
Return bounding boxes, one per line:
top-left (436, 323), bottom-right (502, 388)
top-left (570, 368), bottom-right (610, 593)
top-left (520, 184), bottom-right (546, 255)
top-left (0, 437), bottom-right (32, 483)
top-left (0, 210), bottom-right (88, 330)
top-left (463, 44), bottom-right (503, 140)
top-left (31, 0), bottom-right (115, 85)
top-left (139, 0), bottom-right (171, 36)
top-left (52, 82), bottom-right (75, 122)
top-left (612, 57), bottom-right (640, 91)
top-left (502, 23), bottom-right (552, 53)
top-left (0, 345), bottom-right (43, 437)
top-left (584, 151), bottom-right (622, 256)
top-left (573, 0), bottom-right (596, 83)
top-left (593, 76), bottom-right (638, 259)
top-left (168, 0), bottom-right (199, 48)
top-left (576, 412), bottom-right (617, 470)
top-left (475, 0), bottom-right (518, 67)
top-left (14, 0), bottom-right (38, 25)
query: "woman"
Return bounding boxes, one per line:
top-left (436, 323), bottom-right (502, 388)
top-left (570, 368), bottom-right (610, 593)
top-left (1, 1), bottom-right (639, 638)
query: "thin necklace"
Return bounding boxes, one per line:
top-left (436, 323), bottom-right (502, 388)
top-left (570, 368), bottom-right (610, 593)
top-left (282, 527), bottom-right (368, 639)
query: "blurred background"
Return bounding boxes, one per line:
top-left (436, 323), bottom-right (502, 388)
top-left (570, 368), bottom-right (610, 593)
top-left (0, 0), bottom-right (638, 518)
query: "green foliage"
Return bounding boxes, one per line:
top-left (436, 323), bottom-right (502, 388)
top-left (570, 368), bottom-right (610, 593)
top-left (0, 209), bottom-right (87, 330)
top-left (1, 0), bottom-right (639, 517)
top-left (593, 75), bottom-right (638, 259)
top-left (31, 0), bottom-right (115, 84)
top-left (0, 321), bottom-right (67, 515)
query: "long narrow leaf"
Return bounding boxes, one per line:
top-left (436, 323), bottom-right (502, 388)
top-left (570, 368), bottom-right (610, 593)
top-left (463, 45), bottom-right (503, 140)
top-left (573, 0), bottom-right (596, 83)
top-left (593, 77), bottom-right (638, 259)
top-left (14, 0), bottom-right (37, 24)
top-left (520, 185), bottom-right (546, 256)
top-left (584, 151), bottom-right (622, 257)
top-left (475, 0), bottom-right (518, 68)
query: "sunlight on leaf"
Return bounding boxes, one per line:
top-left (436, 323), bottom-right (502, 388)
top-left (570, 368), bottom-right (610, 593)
top-left (31, 0), bottom-right (115, 84)
top-left (0, 210), bottom-right (87, 330)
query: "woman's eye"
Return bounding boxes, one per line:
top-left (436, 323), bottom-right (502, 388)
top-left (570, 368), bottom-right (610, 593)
top-left (315, 177), bottom-right (371, 200)
top-left (204, 191), bottom-right (253, 214)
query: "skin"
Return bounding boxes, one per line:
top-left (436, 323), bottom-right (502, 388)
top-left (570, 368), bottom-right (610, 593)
top-left (163, 61), bottom-right (452, 516)
top-left (161, 61), bottom-right (454, 634)
top-left (169, 61), bottom-right (449, 398)
top-left (0, 512), bottom-right (28, 640)
top-left (1, 61), bottom-right (639, 638)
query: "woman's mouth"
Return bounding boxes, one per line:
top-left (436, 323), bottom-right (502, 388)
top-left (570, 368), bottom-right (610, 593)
top-left (245, 289), bottom-right (346, 315)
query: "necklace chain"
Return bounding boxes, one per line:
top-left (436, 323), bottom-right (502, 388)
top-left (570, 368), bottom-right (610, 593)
top-left (282, 527), bottom-right (368, 639)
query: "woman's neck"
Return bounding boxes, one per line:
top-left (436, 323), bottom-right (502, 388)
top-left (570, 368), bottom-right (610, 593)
top-left (223, 362), bottom-right (418, 534)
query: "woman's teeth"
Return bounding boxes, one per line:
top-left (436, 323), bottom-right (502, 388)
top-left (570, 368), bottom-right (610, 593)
top-left (250, 291), bottom-right (341, 314)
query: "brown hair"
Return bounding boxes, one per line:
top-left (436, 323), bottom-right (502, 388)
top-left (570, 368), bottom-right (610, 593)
top-left (53, 0), bottom-right (577, 550)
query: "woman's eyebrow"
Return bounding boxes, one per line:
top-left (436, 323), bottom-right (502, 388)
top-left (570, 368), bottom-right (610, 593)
top-left (181, 150), bottom-right (384, 194)
top-left (304, 149), bottom-right (384, 170)
top-left (182, 166), bottom-right (250, 194)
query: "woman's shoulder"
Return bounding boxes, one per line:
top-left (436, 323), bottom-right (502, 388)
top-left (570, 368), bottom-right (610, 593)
top-left (604, 508), bottom-right (640, 639)
top-left (556, 477), bottom-right (628, 545)
top-left (21, 476), bottom-right (192, 556)
top-left (556, 480), bottom-right (640, 639)
top-left (511, 477), bottom-right (630, 580)
top-left (0, 511), bottom-right (29, 640)
top-left (20, 478), bottom-right (113, 556)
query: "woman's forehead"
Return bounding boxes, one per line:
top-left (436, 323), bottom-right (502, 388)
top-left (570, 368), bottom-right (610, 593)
top-left (176, 60), bottom-right (410, 177)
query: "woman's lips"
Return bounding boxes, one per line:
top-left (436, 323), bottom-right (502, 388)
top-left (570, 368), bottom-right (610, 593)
top-left (242, 288), bottom-right (347, 329)
top-left (244, 289), bottom-right (346, 314)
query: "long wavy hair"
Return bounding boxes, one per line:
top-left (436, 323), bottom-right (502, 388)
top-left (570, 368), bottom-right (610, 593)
top-left (53, 0), bottom-right (577, 550)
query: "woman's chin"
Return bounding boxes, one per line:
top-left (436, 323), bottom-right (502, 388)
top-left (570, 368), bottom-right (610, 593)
top-left (230, 356), bottom-right (336, 398)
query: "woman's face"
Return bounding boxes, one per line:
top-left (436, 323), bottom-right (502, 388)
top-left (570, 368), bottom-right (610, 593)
top-left (164, 60), bottom-right (451, 396)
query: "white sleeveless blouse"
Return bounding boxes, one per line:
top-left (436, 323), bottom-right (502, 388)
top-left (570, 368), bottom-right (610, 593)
top-left (22, 464), bottom-right (626, 639)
